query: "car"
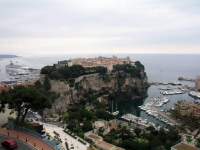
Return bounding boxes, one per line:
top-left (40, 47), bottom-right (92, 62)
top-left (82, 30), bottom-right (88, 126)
top-left (1, 139), bottom-right (18, 149)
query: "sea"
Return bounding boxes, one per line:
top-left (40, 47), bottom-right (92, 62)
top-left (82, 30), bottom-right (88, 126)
top-left (1, 53), bottom-right (200, 126)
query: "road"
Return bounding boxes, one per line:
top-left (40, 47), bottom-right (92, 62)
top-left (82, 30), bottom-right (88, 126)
top-left (0, 136), bottom-right (36, 150)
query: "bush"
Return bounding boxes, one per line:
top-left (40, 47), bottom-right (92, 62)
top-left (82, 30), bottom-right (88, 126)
top-left (65, 142), bottom-right (70, 150)
top-left (78, 139), bottom-right (86, 145)
top-left (63, 130), bottom-right (77, 139)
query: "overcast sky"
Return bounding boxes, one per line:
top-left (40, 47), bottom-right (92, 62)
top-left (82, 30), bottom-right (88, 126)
top-left (0, 0), bottom-right (200, 56)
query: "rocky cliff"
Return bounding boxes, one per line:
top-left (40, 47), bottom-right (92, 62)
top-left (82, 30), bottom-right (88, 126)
top-left (43, 70), bottom-right (149, 115)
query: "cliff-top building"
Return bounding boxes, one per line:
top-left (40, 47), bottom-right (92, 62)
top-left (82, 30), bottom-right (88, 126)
top-left (68, 56), bottom-right (133, 72)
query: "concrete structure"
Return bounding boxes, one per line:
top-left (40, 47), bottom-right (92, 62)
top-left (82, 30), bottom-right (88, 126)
top-left (84, 131), bottom-right (125, 150)
top-left (30, 118), bottom-right (89, 150)
top-left (195, 76), bottom-right (200, 91)
top-left (171, 142), bottom-right (199, 150)
top-left (94, 121), bottom-right (105, 128)
top-left (0, 105), bottom-right (16, 125)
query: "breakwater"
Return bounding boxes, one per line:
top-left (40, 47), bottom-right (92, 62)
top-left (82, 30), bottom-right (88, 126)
top-left (178, 77), bottom-right (195, 82)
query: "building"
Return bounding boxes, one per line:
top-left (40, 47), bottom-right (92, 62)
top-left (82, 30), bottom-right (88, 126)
top-left (69, 56), bottom-right (132, 71)
top-left (174, 101), bottom-right (200, 123)
top-left (67, 61), bottom-right (73, 67)
top-left (84, 131), bottom-right (125, 150)
top-left (174, 101), bottom-right (191, 116)
top-left (195, 76), bottom-right (200, 91)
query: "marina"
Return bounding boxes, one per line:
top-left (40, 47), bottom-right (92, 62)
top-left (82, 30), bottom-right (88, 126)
top-left (137, 96), bottom-right (177, 126)
top-left (188, 91), bottom-right (200, 99)
top-left (116, 80), bottom-right (196, 128)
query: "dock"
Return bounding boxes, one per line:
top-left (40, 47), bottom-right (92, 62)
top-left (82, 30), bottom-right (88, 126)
top-left (151, 106), bottom-right (179, 126)
top-left (139, 97), bottom-right (180, 126)
top-left (150, 81), bottom-right (182, 86)
top-left (151, 98), bottom-right (179, 126)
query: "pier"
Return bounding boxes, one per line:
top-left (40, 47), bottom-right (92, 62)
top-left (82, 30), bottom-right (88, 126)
top-left (138, 97), bottom-right (180, 126)
top-left (150, 98), bottom-right (179, 126)
top-left (151, 106), bottom-right (179, 126)
top-left (150, 81), bottom-right (182, 86)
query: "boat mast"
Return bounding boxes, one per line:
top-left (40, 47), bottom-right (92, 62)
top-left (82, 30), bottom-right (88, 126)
top-left (112, 100), bottom-right (113, 113)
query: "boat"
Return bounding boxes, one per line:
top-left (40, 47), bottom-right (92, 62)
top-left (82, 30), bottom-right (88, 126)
top-left (5, 61), bottom-right (25, 71)
top-left (171, 81), bottom-right (182, 85)
top-left (112, 111), bottom-right (119, 116)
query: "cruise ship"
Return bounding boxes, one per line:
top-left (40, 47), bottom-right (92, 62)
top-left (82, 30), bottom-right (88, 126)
top-left (5, 61), bottom-right (25, 71)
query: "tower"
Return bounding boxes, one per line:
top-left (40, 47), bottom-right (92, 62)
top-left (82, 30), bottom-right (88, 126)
top-left (195, 76), bottom-right (200, 91)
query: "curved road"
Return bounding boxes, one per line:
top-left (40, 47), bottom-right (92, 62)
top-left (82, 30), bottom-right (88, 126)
top-left (0, 135), bottom-right (36, 150)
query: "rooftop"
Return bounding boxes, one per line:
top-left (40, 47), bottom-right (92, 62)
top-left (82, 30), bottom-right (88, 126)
top-left (172, 142), bottom-right (199, 150)
top-left (96, 141), bottom-right (115, 149)
top-left (87, 133), bottom-right (102, 141)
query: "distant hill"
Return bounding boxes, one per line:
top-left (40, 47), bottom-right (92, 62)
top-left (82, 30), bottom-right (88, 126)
top-left (0, 55), bottom-right (19, 58)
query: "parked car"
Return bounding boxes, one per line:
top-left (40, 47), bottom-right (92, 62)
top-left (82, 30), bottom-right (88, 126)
top-left (1, 139), bottom-right (18, 149)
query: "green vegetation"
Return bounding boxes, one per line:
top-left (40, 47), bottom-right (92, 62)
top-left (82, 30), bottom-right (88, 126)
top-left (63, 130), bottom-right (77, 139)
top-left (102, 126), bottom-right (180, 150)
top-left (196, 138), bottom-right (200, 148)
top-left (8, 117), bottom-right (35, 130)
top-left (108, 87), bottom-right (146, 102)
top-left (85, 66), bottom-right (107, 75)
top-left (113, 61), bottom-right (145, 79)
top-left (62, 107), bottom-right (94, 138)
top-left (0, 85), bottom-right (52, 125)
top-left (33, 78), bottom-right (60, 103)
top-left (41, 64), bottom-right (107, 81)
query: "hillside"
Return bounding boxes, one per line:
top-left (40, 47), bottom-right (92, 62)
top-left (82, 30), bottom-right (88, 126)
top-left (0, 55), bottom-right (19, 58)
top-left (40, 61), bottom-right (149, 114)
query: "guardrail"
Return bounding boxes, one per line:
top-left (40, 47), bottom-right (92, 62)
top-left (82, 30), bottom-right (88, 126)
top-left (14, 125), bottom-right (61, 150)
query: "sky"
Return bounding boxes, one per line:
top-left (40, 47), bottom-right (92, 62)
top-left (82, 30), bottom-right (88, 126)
top-left (0, 0), bottom-right (200, 56)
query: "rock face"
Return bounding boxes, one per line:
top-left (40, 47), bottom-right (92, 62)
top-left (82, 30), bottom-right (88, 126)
top-left (77, 73), bottom-right (147, 92)
top-left (44, 71), bottom-right (149, 115)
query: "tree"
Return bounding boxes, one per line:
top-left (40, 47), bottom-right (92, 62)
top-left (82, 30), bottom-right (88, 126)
top-left (7, 85), bottom-right (27, 124)
top-left (134, 127), bottom-right (141, 136)
top-left (82, 121), bottom-right (92, 132)
top-left (158, 127), bottom-right (166, 143)
top-left (6, 85), bottom-right (52, 125)
top-left (146, 126), bottom-right (155, 133)
top-left (49, 71), bottom-right (63, 79)
top-left (34, 80), bottom-right (42, 89)
top-left (62, 112), bottom-right (69, 122)
top-left (148, 137), bottom-right (161, 149)
top-left (44, 75), bottom-right (51, 90)
top-left (0, 90), bottom-right (7, 113)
